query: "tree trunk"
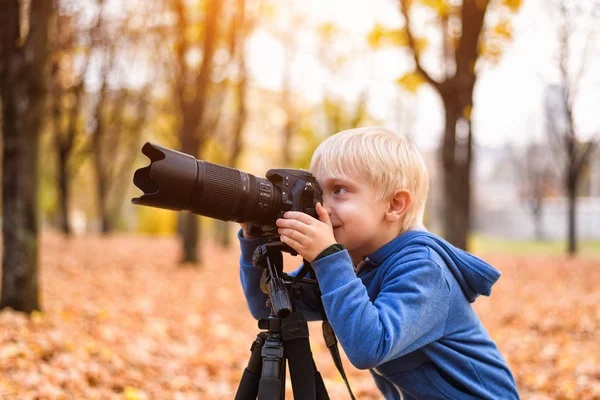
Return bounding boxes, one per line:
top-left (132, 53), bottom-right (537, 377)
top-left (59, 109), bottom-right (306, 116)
top-left (0, 0), bottom-right (51, 313)
top-left (215, 23), bottom-right (249, 249)
top-left (57, 149), bottom-right (72, 236)
top-left (181, 213), bottom-right (199, 264)
top-left (398, 0), bottom-right (485, 250)
top-left (96, 173), bottom-right (111, 234)
top-left (215, 221), bottom-right (232, 248)
top-left (440, 96), bottom-right (472, 250)
top-left (174, 0), bottom-right (222, 265)
top-left (566, 177), bottom-right (577, 255)
top-left (180, 131), bottom-right (200, 263)
top-left (533, 205), bottom-right (544, 241)
top-left (50, 57), bottom-right (72, 236)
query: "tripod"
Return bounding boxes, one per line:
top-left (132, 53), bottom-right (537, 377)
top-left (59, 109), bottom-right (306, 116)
top-left (234, 240), bottom-right (331, 400)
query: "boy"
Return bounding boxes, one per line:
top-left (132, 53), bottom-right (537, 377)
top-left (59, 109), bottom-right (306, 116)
top-left (238, 127), bottom-right (519, 399)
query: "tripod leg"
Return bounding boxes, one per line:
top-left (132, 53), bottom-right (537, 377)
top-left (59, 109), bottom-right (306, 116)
top-left (235, 333), bottom-right (266, 400)
top-left (314, 366), bottom-right (330, 400)
top-left (258, 334), bottom-right (286, 400)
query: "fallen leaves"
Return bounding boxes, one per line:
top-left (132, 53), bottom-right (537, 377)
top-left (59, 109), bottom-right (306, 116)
top-left (0, 233), bottom-right (598, 399)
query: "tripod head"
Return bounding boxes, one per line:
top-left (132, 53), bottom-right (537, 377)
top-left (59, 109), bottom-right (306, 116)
top-left (252, 239), bottom-right (319, 319)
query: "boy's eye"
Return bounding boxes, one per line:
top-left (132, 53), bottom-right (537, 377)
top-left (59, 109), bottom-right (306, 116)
top-left (333, 186), bottom-right (347, 195)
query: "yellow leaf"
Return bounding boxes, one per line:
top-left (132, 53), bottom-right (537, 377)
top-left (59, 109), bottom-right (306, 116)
top-left (391, 29), bottom-right (409, 47)
top-left (60, 310), bottom-right (72, 321)
top-left (463, 105), bottom-right (472, 120)
top-left (100, 348), bottom-right (114, 362)
top-left (259, 3), bottom-right (276, 19)
top-left (85, 341), bottom-right (98, 354)
top-left (367, 23), bottom-right (385, 49)
top-left (0, 379), bottom-right (16, 395)
top-left (123, 387), bottom-right (147, 400)
top-left (493, 20), bottom-right (513, 39)
top-left (420, 0), bottom-right (449, 17)
top-left (478, 40), bottom-right (503, 60)
top-left (503, 0), bottom-right (522, 12)
top-left (30, 310), bottom-right (44, 322)
top-left (368, 24), bottom-right (408, 48)
top-left (415, 37), bottom-right (429, 53)
top-left (318, 23), bottom-right (337, 41)
top-left (184, 25), bottom-right (203, 43)
top-left (0, 345), bottom-right (25, 360)
top-left (396, 72), bottom-right (426, 93)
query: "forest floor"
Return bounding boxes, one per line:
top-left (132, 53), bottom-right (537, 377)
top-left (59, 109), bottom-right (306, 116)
top-left (0, 232), bottom-right (598, 399)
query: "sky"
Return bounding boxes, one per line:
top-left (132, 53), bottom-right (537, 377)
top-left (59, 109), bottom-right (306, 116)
top-left (246, 0), bottom-right (600, 150)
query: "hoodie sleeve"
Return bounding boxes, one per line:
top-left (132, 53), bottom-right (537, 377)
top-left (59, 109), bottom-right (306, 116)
top-left (238, 229), bottom-right (270, 320)
top-left (311, 247), bottom-right (451, 370)
top-left (238, 229), bottom-right (324, 321)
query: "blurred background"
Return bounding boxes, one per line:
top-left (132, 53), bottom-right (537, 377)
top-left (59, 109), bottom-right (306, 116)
top-left (0, 0), bottom-right (599, 399)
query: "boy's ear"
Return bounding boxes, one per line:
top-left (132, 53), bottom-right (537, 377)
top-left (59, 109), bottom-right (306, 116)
top-left (385, 190), bottom-right (411, 223)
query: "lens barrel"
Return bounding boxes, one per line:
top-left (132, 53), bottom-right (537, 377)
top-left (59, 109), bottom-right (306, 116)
top-left (132, 142), bottom-right (281, 225)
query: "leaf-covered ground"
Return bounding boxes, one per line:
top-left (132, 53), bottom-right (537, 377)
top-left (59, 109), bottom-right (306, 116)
top-left (0, 233), bottom-right (598, 399)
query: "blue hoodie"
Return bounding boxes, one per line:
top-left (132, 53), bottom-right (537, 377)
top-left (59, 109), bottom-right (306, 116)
top-left (239, 229), bottom-right (519, 399)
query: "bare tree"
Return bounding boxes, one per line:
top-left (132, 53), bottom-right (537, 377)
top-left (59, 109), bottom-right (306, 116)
top-left (83, 2), bottom-right (159, 234)
top-left (0, 0), bottom-right (52, 312)
top-left (512, 141), bottom-right (559, 240)
top-left (48, 0), bottom-right (104, 236)
top-left (545, 0), bottom-right (600, 255)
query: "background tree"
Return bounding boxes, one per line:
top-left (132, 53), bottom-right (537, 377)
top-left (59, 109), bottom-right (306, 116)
top-left (173, 0), bottom-right (224, 264)
top-left (255, 0), bottom-right (307, 166)
top-left (211, 0), bottom-right (255, 248)
top-left (511, 140), bottom-right (559, 240)
top-left (0, 0), bottom-right (52, 312)
top-left (89, 8), bottom-right (155, 234)
top-left (48, 0), bottom-right (105, 236)
top-left (543, 0), bottom-right (600, 255)
top-left (382, 0), bottom-right (523, 249)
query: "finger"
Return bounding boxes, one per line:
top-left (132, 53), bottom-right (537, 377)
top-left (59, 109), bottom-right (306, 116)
top-left (280, 234), bottom-right (303, 251)
top-left (316, 202), bottom-right (332, 226)
top-left (278, 228), bottom-right (307, 246)
top-left (283, 211), bottom-right (316, 225)
top-left (276, 218), bottom-right (311, 234)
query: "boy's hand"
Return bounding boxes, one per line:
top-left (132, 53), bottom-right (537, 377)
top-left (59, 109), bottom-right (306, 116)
top-left (239, 223), bottom-right (253, 239)
top-left (276, 202), bottom-right (336, 262)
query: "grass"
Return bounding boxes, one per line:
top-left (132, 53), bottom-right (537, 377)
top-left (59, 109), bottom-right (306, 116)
top-left (468, 234), bottom-right (600, 257)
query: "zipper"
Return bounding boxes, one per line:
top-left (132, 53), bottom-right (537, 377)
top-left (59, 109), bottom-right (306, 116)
top-left (372, 367), bottom-right (404, 400)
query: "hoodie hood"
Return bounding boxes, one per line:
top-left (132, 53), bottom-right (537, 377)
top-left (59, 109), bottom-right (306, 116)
top-left (363, 230), bottom-right (501, 302)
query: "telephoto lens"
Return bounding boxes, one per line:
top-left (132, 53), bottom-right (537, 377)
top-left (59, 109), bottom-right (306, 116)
top-left (132, 142), bottom-right (323, 228)
top-left (132, 142), bottom-right (282, 225)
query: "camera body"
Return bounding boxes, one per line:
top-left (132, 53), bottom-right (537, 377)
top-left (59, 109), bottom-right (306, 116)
top-left (249, 168), bottom-right (323, 238)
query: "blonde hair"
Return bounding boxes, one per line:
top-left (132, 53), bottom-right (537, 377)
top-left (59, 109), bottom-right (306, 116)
top-left (310, 127), bottom-right (429, 233)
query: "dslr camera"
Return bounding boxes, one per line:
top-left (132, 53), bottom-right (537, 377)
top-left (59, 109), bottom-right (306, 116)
top-left (131, 142), bottom-right (323, 238)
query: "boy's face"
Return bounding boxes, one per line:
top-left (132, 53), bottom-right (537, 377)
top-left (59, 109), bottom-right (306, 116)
top-left (314, 169), bottom-right (395, 264)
